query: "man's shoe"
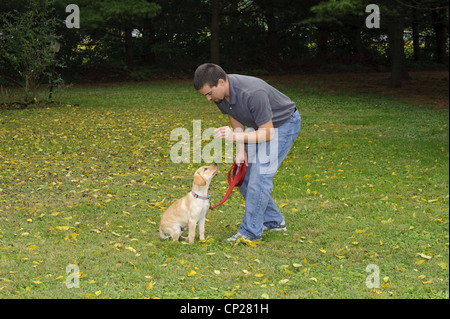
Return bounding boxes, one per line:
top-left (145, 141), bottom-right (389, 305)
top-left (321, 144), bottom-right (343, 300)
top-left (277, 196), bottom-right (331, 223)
top-left (224, 231), bottom-right (262, 242)
top-left (262, 218), bottom-right (287, 232)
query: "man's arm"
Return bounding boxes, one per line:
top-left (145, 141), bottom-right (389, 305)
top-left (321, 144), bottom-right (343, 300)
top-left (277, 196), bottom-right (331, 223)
top-left (243, 120), bottom-right (275, 143)
top-left (227, 115), bottom-right (247, 166)
top-left (228, 114), bottom-right (245, 131)
top-left (215, 116), bottom-right (275, 144)
top-left (215, 115), bottom-right (275, 166)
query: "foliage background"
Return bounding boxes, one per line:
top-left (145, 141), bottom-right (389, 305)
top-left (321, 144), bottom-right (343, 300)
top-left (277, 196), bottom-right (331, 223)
top-left (0, 0), bottom-right (448, 88)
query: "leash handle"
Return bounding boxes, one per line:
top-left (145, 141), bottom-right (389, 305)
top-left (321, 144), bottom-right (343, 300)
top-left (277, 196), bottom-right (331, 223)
top-left (210, 163), bottom-right (247, 210)
top-left (228, 162), bottom-right (247, 187)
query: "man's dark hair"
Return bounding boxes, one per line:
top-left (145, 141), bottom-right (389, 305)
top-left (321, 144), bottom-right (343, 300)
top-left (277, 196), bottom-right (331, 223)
top-left (193, 63), bottom-right (227, 90)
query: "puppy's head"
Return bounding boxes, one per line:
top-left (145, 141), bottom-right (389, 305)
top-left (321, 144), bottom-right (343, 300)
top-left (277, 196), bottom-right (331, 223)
top-left (193, 163), bottom-right (219, 187)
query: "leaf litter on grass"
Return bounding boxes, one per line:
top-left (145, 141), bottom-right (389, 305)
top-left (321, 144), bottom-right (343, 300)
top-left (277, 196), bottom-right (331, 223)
top-left (0, 81), bottom-right (448, 298)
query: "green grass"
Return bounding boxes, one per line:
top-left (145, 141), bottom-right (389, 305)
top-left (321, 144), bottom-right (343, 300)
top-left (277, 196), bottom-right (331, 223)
top-left (0, 79), bottom-right (448, 299)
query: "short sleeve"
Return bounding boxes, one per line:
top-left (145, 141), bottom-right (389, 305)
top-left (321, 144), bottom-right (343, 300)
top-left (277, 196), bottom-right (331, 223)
top-left (248, 90), bottom-right (273, 127)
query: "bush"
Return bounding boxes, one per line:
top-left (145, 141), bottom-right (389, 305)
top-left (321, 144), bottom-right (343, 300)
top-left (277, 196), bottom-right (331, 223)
top-left (0, 0), bottom-right (63, 104)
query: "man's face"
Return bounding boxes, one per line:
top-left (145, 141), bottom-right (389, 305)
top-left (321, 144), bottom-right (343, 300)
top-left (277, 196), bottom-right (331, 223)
top-left (198, 78), bottom-right (227, 103)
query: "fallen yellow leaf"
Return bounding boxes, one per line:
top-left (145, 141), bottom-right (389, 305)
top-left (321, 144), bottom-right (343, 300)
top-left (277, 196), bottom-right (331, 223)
top-left (128, 261), bottom-right (138, 271)
top-left (437, 262), bottom-right (448, 270)
top-left (126, 246), bottom-right (137, 253)
top-left (241, 238), bottom-right (261, 247)
top-left (187, 270), bottom-right (196, 277)
top-left (417, 253), bottom-right (432, 260)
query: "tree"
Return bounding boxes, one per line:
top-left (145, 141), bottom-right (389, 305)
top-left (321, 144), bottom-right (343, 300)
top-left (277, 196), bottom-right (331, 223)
top-left (431, 5), bottom-right (448, 64)
top-left (0, 0), bottom-right (62, 103)
top-left (254, 0), bottom-right (280, 63)
top-left (304, 0), bottom-right (365, 62)
top-left (210, 0), bottom-right (220, 64)
top-left (386, 11), bottom-right (408, 87)
top-left (77, 0), bottom-right (160, 70)
top-left (384, 0), bottom-right (448, 87)
top-left (392, 0), bottom-right (448, 63)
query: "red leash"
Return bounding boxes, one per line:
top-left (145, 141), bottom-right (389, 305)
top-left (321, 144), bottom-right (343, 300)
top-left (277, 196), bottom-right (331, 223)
top-left (210, 163), bottom-right (247, 210)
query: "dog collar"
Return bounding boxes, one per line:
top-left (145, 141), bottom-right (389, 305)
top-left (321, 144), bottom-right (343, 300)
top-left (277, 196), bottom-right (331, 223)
top-left (191, 191), bottom-right (209, 200)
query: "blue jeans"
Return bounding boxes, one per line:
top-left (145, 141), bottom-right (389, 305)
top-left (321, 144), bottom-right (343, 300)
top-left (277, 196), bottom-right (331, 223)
top-left (238, 110), bottom-right (301, 239)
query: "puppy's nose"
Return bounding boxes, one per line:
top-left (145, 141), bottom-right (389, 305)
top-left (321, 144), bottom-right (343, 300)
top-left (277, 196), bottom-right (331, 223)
top-left (214, 163), bottom-right (218, 167)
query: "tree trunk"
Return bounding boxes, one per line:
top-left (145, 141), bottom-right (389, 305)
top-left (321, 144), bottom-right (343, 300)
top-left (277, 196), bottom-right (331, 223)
top-left (230, 0), bottom-right (239, 68)
top-left (254, 0), bottom-right (280, 64)
top-left (351, 25), bottom-right (363, 63)
top-left (317, 24), bottom-right (328, 62)
top-left (412, 7), bottom-right (421, 61)
top-left (432, 7), bottom-right (448, 64)
top-left (387, 15), bottom-right (408, 88)
top-left (265, 0), bottom-right (279, 63)
top-left (125, 28), bottom-right (134, 70)
top-left (143, 18), bottom-right (156, 65)
top-left (210, 0), bottom-right (220, 64)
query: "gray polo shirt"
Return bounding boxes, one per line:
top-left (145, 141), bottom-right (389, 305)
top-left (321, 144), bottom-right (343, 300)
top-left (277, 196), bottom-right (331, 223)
top-left (215, 74), bottom-right (296, 130)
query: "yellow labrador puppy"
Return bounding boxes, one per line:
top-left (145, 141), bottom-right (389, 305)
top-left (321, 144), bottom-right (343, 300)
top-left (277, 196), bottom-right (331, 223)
top-left (160, 163), bottom-right (218, 243)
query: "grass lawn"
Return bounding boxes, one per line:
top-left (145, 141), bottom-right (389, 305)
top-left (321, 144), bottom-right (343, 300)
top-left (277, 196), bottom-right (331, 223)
top-left (0, 76), bottom-right (448, 299)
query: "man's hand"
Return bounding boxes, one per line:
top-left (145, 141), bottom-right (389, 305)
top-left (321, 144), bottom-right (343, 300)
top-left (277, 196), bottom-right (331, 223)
top-left (214, 126), bottom-right (234, 141)
top-left (235, 149), bottom-right (248, 167)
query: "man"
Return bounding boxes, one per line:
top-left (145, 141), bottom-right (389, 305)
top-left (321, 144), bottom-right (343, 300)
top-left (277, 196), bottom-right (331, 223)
top-left (194, 63), bottom-right (301, 241)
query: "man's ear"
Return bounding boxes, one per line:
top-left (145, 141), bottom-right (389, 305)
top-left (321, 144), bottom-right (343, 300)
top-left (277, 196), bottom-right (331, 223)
top-left (193, 173), bottom-right (207, 186)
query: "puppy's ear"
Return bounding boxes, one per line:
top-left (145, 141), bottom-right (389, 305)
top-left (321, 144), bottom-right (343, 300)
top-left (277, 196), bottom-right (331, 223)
top-left (193, 173), bottom-right (207, 186)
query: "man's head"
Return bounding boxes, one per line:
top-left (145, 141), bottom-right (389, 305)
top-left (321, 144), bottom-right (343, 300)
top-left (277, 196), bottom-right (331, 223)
top-left (194, 63), bottom-right (229, 103)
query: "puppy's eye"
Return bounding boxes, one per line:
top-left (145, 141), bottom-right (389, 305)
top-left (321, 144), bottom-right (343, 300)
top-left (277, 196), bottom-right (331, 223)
top-left (204, 168), bottom-right (208, 171)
